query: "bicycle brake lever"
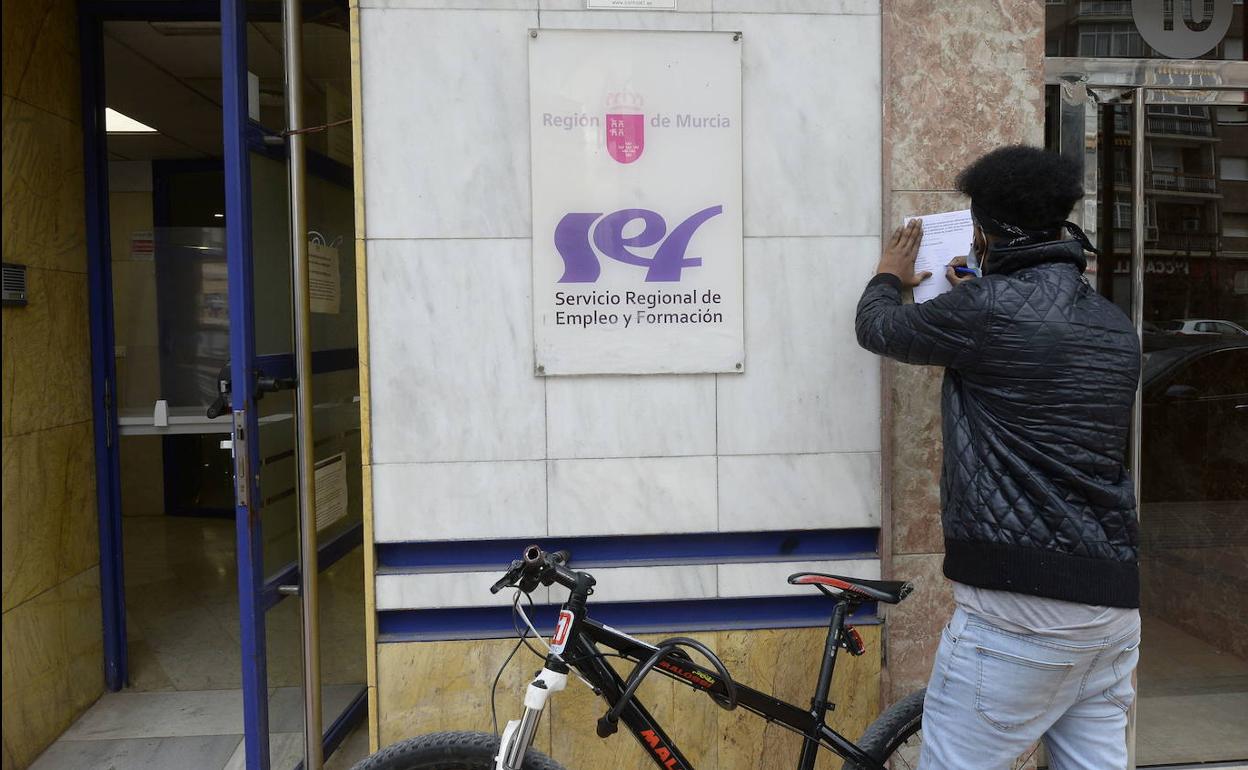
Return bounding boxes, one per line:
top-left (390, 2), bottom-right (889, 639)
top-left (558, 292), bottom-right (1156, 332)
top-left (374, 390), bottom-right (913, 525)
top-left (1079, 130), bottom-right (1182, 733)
top-left (489, 560), bottom-right (525, 594)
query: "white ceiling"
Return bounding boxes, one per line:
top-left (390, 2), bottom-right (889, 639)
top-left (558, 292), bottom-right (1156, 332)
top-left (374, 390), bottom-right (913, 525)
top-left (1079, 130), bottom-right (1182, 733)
top-left (103, 15), bottom-right (350, 161)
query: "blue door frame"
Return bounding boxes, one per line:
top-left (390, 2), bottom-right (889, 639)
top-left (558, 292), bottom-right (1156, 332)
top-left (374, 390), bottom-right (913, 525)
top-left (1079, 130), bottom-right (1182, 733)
top-left (78, 2), bottom-right (365, 767)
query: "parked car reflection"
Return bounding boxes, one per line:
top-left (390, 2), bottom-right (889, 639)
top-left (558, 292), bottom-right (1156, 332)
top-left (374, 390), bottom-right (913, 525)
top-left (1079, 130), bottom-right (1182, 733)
top-left (1142, 340), bottom-right (1248, 503)
top-left (1162, 319), bottom-right (1248, 337)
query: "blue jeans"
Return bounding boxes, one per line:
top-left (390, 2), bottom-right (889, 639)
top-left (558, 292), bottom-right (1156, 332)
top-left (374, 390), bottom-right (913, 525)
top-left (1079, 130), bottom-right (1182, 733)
top-left (918, 607), bottom-right (1140, 770)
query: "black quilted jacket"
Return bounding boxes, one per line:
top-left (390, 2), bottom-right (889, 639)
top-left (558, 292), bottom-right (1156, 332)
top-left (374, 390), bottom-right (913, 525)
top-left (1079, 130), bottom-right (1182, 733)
top-left (856, 239), bottom-right (1141, 607)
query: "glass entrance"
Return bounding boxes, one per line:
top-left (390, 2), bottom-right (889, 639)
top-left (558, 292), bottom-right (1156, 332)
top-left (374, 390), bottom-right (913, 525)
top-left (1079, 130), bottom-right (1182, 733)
top-left (222, 3), bottom-right (365, 768)
top-left (1047, 72), bottom-right (1248, 766)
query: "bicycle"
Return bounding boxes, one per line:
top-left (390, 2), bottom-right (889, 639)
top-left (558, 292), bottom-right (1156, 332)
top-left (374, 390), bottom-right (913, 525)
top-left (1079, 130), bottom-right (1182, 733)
top-left (355, 545), bottom-right (928, 770)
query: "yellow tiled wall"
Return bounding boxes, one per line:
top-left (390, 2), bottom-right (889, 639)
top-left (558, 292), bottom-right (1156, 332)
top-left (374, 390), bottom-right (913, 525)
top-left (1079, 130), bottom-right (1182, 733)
top-left (377, 625), bottom-right (881, 770)
top-left (1, 0), bottom-right (104, 767)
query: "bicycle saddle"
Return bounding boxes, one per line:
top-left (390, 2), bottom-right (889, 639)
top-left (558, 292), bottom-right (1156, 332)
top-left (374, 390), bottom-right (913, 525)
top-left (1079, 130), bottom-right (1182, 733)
top-left (787, 572), bottom-right (914, 604)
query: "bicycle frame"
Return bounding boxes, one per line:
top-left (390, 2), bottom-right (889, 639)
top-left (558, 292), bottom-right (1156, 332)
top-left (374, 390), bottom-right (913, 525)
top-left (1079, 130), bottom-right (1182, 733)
top-left (502, 601), bottom-right (886, 770)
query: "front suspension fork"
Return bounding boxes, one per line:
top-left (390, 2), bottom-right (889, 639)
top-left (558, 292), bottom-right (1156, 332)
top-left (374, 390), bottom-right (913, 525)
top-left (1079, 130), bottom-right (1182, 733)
top-left (496, 667), bottom-right (568, 770)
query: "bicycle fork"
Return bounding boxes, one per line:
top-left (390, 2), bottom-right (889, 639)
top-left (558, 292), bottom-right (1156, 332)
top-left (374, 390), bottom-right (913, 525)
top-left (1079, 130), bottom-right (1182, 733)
top-left (496, 667), bottom-right (568, 770)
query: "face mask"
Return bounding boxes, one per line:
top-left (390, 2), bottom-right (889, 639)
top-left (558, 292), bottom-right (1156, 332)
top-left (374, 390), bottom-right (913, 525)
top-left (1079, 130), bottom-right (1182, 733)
top-left (966, 225), bottom-right (986, 276)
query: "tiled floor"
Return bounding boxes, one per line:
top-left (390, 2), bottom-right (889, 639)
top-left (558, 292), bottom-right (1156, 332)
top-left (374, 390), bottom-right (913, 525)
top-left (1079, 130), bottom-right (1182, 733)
top-left (29, 688), bottom-right (369, 770)
top-left (29, 515), bottom-right (370, 769)
top-left (1136, 617), bottom-right (1248, 765)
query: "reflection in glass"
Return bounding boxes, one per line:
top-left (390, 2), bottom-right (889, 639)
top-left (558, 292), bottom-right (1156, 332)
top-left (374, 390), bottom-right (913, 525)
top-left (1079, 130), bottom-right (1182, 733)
top-left (1136, 94), bottom-right (1248, 766)
top-left (1045, 0), bottom-right (1244, 60)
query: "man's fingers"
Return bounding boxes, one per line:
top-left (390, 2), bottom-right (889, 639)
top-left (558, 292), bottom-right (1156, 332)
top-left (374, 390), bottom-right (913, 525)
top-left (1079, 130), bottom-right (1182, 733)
top-left (890, 226), bottom-right (904, 248)
top-left (949, 255), bottom-right (968, 267)
top-left (904, 220), bottom-right (923, 252)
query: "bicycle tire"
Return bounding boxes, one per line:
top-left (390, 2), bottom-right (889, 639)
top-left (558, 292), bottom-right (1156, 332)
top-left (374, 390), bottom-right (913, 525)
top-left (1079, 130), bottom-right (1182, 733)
top-left (351, 731), bottom-right (569, 770)
top-left (841, 688), bottom-right (925, 770)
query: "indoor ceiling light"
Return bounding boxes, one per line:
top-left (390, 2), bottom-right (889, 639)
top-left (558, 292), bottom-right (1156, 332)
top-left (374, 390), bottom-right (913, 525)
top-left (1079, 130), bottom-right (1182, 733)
top-left (105, 108), bottom-right (156, 134)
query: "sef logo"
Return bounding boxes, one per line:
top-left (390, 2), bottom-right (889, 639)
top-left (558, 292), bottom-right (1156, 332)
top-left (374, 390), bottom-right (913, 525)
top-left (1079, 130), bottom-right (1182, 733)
top-left (554, 205), bottom-right (723, 283)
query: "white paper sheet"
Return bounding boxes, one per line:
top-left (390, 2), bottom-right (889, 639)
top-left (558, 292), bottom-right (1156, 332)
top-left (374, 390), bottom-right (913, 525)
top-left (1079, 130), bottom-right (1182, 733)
top-left (314, 452), bottom-right (349, 532)
top-left (904, 209), bottom-right (974, 304)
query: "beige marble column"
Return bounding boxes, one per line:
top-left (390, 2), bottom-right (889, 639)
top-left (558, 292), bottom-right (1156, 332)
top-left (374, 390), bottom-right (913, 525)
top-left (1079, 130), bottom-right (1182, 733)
top-left (879, 0), bottom-right (1045, 704)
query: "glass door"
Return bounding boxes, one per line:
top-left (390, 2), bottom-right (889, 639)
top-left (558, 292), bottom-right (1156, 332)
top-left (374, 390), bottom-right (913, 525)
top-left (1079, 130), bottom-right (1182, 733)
top-left (222, 2), bottom-right (365, 768)
top-left (1134, 87), bottom-right (1247, 766)
top-left (1047, 69), bottom-right (1248, 767)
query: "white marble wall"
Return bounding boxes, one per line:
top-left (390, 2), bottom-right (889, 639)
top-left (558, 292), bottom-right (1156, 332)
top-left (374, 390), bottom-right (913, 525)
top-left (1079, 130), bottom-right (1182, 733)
top-left (361, 1), bottom-right (883, 609)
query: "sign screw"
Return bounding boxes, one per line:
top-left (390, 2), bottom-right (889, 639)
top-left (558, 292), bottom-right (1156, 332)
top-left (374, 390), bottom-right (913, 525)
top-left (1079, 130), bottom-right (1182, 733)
top-left (530, 29), bottom-right (538, 38)
top-left (537, 364), bottom-right (546, 374)
top-left (735, 362), bottom-right (742, 370)
top-left (733, 33), bottom-right (741, 42)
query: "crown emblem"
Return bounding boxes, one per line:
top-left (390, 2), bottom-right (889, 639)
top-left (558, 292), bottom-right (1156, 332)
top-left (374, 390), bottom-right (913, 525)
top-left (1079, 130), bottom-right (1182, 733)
top-left (605, 89), bottom-right (644, 113)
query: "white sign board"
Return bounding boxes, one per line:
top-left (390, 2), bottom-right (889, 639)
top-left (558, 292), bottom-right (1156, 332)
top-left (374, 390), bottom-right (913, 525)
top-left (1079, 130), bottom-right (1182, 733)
top-left (529, 30), bottom-right (744, 376)
top-left (586, 0), bottom-right (676, 9)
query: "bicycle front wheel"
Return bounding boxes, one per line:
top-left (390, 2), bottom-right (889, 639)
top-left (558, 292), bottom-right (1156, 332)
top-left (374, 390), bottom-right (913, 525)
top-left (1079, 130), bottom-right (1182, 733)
top-left (352, 731), bottom-right (569, 770)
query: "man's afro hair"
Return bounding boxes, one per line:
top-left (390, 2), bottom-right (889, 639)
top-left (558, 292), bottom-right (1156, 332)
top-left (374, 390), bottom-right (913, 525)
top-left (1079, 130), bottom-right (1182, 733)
top-left (956, 145), bottom-right (1084, 234)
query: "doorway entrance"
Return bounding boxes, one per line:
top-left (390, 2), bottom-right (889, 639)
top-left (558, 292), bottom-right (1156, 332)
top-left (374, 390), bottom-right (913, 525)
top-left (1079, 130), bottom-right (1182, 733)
top-left (1045, 59), bottom-right (1248, 766)
top-left (66, 3), bottom-right (366, 769)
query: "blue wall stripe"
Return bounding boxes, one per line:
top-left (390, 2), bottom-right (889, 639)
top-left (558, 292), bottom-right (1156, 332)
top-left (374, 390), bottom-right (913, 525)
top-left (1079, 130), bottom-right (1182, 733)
top-left (376, 528), bottom-right (879, 574)
top-left (377, 596), bottom-right (879, 643)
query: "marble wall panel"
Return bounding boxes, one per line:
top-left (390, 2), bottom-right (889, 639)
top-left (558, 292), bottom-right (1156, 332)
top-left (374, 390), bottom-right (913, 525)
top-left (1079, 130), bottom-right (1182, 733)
top-left (711, 13), bottom-right (881, 238)
top-left (882, 552), bottom-right (950, 703)
top-left (537, 10), bottom-right (712, 30)
top-left (556, 564), bottom-right (717, 604)
top-left (717, 558), bottom-right (880, 598)
top-left (717, 452), bottom-right (880, 533)
top-left (366, 238), bottom-right (545, 464)
top-left (1, 268), bottom-right (93, 438)
top-left (376, 638), bottom-right (552, 752)
top-left (1, 0), bottom-right (80, 123)
top-left (1, 567), bottom-right (104, 769)
top-left (717, 237), bottom-right (881, 456)
top-left (884, 0), bottom-right (1044, 192)
top-left (887, 360), bottom-right (945, 556)
top-left (1, 421), bottom-right (97, 613)
top-left (540, 0), bottom-right (711, 10)
top-left (375, 571), bottom-right (552, 610)
top-left (716, 625), bottom-right (880, 769)
top-left (547, 456), bottom-right (717, 536)
top-left (361, 0), bottom-right (536, 7)
top-left (1, 96), bottom-right (87, 276)
top-left (359, 9), bottom-right (536, 239)
top-left (714, 0), bottom-right (879, 12)
top-left (371, 460), bottom-right (546, 542)
top-left (545, 375), bottom-right (716, 460)
top-left (550, 631), bottom-right (720, 769)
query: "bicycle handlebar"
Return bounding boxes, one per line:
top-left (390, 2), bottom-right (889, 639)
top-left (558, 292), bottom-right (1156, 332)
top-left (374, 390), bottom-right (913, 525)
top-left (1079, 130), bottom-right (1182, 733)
top-left (489, 546), bottom-right (585, 596)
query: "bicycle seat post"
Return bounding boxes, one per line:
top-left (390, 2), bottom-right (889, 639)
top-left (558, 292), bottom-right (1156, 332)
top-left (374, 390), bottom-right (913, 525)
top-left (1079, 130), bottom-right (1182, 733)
top-left (796, 598), bottom-right (853, 770)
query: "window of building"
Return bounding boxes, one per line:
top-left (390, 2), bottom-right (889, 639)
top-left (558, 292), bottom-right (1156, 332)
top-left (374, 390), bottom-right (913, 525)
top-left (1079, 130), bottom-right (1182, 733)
top-left (1221, 157), bottom-right (1248, 181)
top-left (1152, 145), bottom-right (1183, 172)
top-left (1217, 106), bottom-right (1248, 124)
top-left (1078, 23), bottom-right (1148, 57)
top-left (1224, 212), bottom-right (1248, 237)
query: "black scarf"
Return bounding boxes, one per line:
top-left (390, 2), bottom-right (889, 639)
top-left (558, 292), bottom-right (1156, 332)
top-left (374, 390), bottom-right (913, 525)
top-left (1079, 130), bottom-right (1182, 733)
top-left (971, 203), bottom-right (1099, 256)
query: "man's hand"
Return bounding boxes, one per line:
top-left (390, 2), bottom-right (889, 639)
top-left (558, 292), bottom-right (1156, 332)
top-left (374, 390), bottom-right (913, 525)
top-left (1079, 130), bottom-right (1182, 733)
top-left (877, 219), bottom-right (931, 288)
top-left (946, 255), bottom-right (975, 287)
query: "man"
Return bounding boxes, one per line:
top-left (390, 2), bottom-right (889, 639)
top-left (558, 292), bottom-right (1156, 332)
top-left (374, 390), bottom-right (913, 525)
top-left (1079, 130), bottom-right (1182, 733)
top-left (855, 146), bottom-right (1142, 769)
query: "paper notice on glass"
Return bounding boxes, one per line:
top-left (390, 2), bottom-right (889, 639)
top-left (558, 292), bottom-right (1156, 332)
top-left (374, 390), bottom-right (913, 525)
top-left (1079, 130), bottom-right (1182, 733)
top-left (904, 209), bottom-right (974, 304)
top-left (308, 241), bottom-right (341, 314)
top-left (313, 452), bottom-right (349, 532)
